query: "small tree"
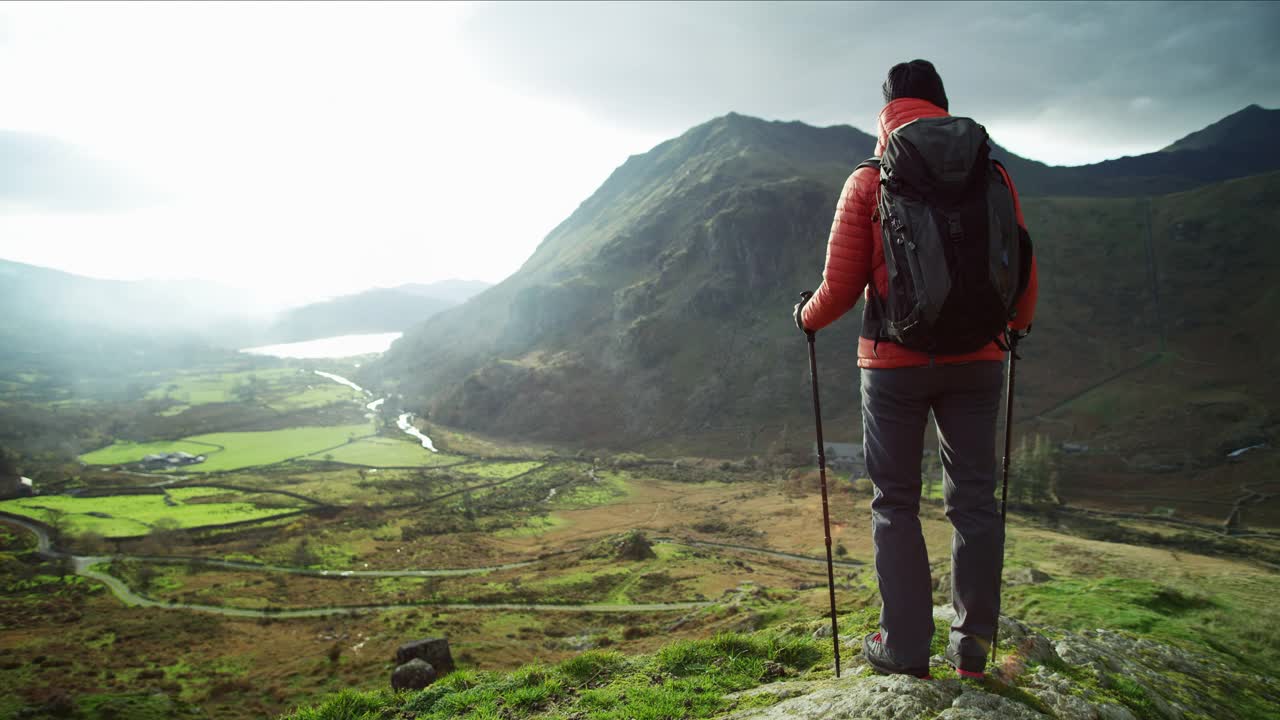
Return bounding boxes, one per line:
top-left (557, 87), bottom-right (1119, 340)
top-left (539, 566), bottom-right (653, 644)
top-left (44, 508), bottom-right (70, 545)
top-left (76, 530), bottom-right (108, 555)
top-left (232, 376), bottom-right (262, 403)
top-left (461, 489), bottom-right (476, 527)
top-left (292, 538), bottom-right (318, 568)
top-left (134, 562), bottom-right (158, 592)
top-left (139, 517), bottom-right (182, 556)
top-left (1011, 434), bottom-right (1059, 507)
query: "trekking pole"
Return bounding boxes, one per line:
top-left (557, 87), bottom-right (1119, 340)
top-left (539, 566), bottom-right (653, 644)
top-left (991, 333), bottom-right (1019, 667)
top-left (800, 293), bottom-right (841, 678)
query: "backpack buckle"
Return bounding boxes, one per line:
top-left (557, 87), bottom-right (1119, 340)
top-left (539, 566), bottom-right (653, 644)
top-left (948, 217), bottom-right (964, 242)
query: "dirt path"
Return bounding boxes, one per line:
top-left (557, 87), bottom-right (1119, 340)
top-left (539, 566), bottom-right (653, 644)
top-left (653, 536), bottom-right (864, 568)
top-left (114, 552), bottom-right (541, 577)
top-left (2, 514), bottom-right (714, 617)
top-left (72, 556), bottom-right (710, 618)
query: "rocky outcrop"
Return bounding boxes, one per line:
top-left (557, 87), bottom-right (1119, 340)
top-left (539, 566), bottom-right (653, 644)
top-left (723, 608), bottom-right (1280, 720)
top-left (395, 637), bottom-right (455, 675)
top-left (584, 530), bottom-right (660, 562)
top-left (391, 658), bottom-right (437, 692)
top-left (614, 530), bottom-right (658, 561)
top-left (1005, 567), bottom-right (1054, 586)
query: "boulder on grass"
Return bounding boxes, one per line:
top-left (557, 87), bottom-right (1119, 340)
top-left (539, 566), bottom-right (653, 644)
top-left (1005, 567), bottom-right (1053, 586)
top-left (395, 637), bottom-right (455, 675)
top-left (391, 659), bottom-right (436, 691)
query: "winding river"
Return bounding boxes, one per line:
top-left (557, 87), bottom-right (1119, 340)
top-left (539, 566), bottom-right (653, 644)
top-left (311, 370), bottom-right (437, 453)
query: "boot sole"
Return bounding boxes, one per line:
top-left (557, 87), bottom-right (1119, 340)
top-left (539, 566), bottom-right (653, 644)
top-left (865, 655), bottom-right (930, 679)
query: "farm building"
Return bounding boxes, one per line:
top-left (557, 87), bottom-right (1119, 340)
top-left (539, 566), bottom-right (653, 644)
top-left (0, 474), bottom-right (34, 500)
top-left (140, 452), bottom-right (206, 470)
top-left (816, 442), bottom-right (864, 469)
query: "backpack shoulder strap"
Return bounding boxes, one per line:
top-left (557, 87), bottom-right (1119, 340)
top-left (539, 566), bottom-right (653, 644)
top-left (991, 158), bottom-right (1010, 185)
top-left (855, 157), bottom-right (881, 173)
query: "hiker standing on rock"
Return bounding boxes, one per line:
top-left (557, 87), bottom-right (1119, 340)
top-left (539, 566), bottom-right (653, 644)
top-left (794, 60), bottom-right (1039, 679)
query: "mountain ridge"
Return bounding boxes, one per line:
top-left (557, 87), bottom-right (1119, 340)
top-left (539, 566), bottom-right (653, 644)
top-left (265, 280), bottom-right (491, 343)
top-left (1161, 103), bottom-right (1273, 153)
top-left (372, 105), bottom-right (1280, 448)
top-left (0, 258), bottom-right (493, 370)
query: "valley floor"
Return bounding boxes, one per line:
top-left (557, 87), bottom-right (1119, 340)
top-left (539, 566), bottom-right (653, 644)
top-left (1, 358), bottom-right (1278, 719)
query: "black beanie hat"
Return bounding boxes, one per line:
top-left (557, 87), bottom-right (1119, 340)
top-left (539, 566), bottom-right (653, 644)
top-left (882, 59), bottom-right (949, 111)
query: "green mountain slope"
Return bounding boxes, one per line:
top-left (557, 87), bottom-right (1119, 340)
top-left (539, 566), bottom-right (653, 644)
top-left (371, 110), bottom-right (1280, 469)
top-left (371, 114), bottom-right (876, 446)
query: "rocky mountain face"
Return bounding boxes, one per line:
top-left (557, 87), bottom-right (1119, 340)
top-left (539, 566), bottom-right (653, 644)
top-left (372, 107), bottom-right (1280, 457)
top-left (727, 606), bottom-right (1278, 720)
top-left (372, 113), bottom-right (876, 448)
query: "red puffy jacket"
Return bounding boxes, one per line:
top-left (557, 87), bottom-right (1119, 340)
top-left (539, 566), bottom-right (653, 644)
top-left (801, 98), bottom-right (1039, 368)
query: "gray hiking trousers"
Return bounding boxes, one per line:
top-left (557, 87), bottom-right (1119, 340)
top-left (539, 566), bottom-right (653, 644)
top-left (861, 360), bottom-right (1005, 668)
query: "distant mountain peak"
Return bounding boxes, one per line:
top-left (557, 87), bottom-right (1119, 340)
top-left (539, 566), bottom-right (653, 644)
top-left (1161, 104), bottom-right (1278, 153)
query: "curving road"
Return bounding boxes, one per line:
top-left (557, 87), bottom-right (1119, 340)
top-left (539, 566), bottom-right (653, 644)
top-left (73, 555), bottom-right (710, 618)
top-left (660, 536), bottom-right (864, 568)
top-left (2, 514), bottom-right (715, 617)
top-left (116, 554), bottom-right (539, 578)
top-left (2, 512), bottom-right (861, 618)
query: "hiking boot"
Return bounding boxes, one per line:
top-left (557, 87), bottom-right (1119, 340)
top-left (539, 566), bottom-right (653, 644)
top-left (945, 644), bottom-right (987, 679)
top-left (862, 632), bottom-right (930, 679)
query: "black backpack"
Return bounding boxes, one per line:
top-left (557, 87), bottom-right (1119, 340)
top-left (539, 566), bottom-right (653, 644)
top-left (859, 116), bottom-right (1032, 354)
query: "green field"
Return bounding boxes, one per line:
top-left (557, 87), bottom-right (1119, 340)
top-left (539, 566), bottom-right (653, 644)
top-left (185, 424), bottom-right (376, 472)
top-left (147, 368), bottom-right (300, 405)
top-left (146, 367), bottom-right (366, 412)
top-left (0, 489), bottom-right (301, 538)
top-left (452, 460), bottom-right (543, 479)
top-left (551, 470), bottom-right (631, 508)
top-left (82, 424), bottom-right (375, 472)
top-left (304, 436), bottom-right (465, 468)
top-left (266, 384), bottom-right (359, 411)
top-left (79, 439), bottom-right (223, 466)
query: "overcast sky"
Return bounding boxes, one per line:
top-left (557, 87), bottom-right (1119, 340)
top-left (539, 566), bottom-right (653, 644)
top-left (1, 1), bottom-right (1277, 307)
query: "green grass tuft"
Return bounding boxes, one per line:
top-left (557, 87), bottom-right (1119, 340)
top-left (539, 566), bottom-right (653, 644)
top-left (1005, 576), bottom-right (1278, 674)
top-left (284, 689), bottom-right (392, 720)
top-left (283, 629), bottom-right (825, 720)
top-left (557, 649), bottom-right (629, 686)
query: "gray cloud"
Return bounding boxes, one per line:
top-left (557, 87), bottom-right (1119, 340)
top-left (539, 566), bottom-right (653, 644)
top-left (0, 131), bottom-right (154, 212)
top-left (461, 1), bottom-right (1280, 163)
